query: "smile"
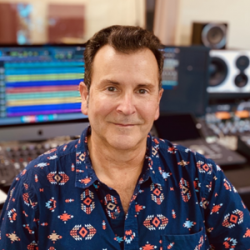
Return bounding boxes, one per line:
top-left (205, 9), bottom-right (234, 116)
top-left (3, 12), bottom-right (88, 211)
top-left (114, 123), bottom-right (135, 127)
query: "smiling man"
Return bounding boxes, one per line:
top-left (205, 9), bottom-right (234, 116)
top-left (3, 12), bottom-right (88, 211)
top-left (79, 42), bottom-right (163, 215)
top-left (0, 25), bottom-right (250, 250)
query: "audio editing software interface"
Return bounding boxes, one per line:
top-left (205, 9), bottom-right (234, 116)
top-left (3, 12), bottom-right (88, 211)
top-left (161, 47), bottom-right (179, 90)
top-left (0, 46), bottom-right (85, 126)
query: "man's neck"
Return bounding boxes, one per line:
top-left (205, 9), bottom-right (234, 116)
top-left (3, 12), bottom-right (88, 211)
top-left (87, 133), bottom-right (146, 187)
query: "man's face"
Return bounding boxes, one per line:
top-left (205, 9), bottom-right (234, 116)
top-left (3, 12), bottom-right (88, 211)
top-left (80, 44), bottom-right (163, 151)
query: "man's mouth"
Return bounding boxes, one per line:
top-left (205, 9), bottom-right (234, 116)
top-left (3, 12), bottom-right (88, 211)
top-left (114, 123), bottom-right (135, 127)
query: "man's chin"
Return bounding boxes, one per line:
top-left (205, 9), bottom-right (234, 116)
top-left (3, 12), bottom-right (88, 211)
top-left (108, 136), bottom-right (141, 151)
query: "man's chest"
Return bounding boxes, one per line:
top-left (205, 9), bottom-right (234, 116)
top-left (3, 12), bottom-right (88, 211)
top-left (37, 181), bottom-right (209, 250)
top-left (116, 185), bottom-right (136, 214)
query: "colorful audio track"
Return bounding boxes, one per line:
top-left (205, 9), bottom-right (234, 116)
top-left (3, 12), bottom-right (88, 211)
top-left (0, 47), bottom-right (85, 124)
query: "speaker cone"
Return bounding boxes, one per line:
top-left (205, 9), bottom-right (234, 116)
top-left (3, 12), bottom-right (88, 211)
top-left (202, 23), bottom-right (227, 49)
top-left (235, 73), bottom-right (248, 88)
top-left (236, 55), bottom-right (250, 71)
top-left (209, 57), bottom-right (228, 86)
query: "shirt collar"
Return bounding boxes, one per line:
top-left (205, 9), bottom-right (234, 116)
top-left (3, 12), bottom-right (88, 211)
top-left (75, 126), bottom-right (165, 189)
top-left (75, 126), bottom-right (98, 189)
top-left (143, 134), bottom-right (166, 187)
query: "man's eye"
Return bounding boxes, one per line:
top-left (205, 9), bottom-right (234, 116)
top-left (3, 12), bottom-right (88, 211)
top-left (138, 89), bottom-right (147, 94)
top-left (107, 86), bottom-right (116, 92)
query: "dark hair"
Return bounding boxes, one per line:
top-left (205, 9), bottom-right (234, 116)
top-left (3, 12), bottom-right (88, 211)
top-left (84, 25), bottom-right (164, 90)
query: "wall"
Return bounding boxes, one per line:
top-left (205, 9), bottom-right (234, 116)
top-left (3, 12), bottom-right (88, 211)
top-left (176, 0), bottom-right (250, 49)
top-left (154, 0), bottom-right (179, 45)
top-left (0, 0), bottom-right (145, 44)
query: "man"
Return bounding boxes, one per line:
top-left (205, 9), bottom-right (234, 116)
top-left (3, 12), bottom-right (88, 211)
top-left (0, 25), bottom-right (249, 249)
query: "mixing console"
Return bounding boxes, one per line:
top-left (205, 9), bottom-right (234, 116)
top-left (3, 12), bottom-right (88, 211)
top-left (205, 113), bottom-right (250, 136)
top-left (203, 101), bottom-right (250, 159)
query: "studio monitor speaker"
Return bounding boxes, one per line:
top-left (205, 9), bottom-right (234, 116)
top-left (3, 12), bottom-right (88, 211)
top-left (192, 22), bottom-right (228, 49)
top-left (208, 50), bottom-right (250, 94)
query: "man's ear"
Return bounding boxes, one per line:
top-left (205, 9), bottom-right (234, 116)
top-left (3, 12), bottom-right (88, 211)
top-left (158, 88), bottom-right (164, 103)
top-left (79, 81), bottom-right (89, 115)
top-left (154, 88), bottom-right (164, 121)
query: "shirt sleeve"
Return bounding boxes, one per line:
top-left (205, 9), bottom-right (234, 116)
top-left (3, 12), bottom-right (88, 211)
top-left (0, 170), bottom-right (39, 249)
top-left (204, 162), bottom-right (250, 249)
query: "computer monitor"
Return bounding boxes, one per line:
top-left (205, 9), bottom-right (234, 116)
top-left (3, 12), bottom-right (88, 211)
top-left (0, 45), bottom-right (88, 142)
top-left (160, 46), bottom-right (210, 117)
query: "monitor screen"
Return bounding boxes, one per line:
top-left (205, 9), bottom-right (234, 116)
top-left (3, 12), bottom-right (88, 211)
top-left (0, 45), bottom-right (88, 142)
top-left (160, 46), bottom-right (210, 117)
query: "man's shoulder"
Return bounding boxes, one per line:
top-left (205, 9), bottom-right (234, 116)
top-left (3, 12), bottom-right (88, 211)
top-left (153, 136), bottom-right (222, 198)
top-left (35, 138), bottom-right (77, 161)
top-left (155, 136), bottom-right (219, 174)
top-left (18, 139), bottom-right (79, 182)
top-left (155, 136), bottom-right (195, 156)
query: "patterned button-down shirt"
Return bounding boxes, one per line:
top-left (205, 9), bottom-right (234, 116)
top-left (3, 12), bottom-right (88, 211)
top-left (0, 126), bottom-right (250, 250)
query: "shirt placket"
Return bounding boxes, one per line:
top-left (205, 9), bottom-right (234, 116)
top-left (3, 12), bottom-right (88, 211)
top-left (123, 184), bottom-right (140, 250)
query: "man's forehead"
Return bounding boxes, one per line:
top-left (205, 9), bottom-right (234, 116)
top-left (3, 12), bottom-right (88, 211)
top-left (92, 47), bottom-right (157, 78)
top-left (93, 44), bottom-right (155, 63)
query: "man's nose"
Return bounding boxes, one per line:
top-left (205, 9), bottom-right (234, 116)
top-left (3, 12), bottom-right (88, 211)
top-left (116, 92), bottom-right (136, 115)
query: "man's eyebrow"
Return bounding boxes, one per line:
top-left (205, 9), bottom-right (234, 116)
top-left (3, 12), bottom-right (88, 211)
top-left (100, 79), bottom-right (156, 88)
top-left (137, 83), bottom-right (155, 89)
top-left (99, 79), bottom-right (120, 85)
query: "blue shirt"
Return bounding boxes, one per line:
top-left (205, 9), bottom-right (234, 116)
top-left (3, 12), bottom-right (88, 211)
top-left (0, 126), bottom-right (250, 249)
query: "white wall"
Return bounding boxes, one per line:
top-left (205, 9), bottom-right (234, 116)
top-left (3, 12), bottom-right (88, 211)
top-left (176, 0), bottom-right (250, 49)
top-left (0, 0), bottom-right (145, 44)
